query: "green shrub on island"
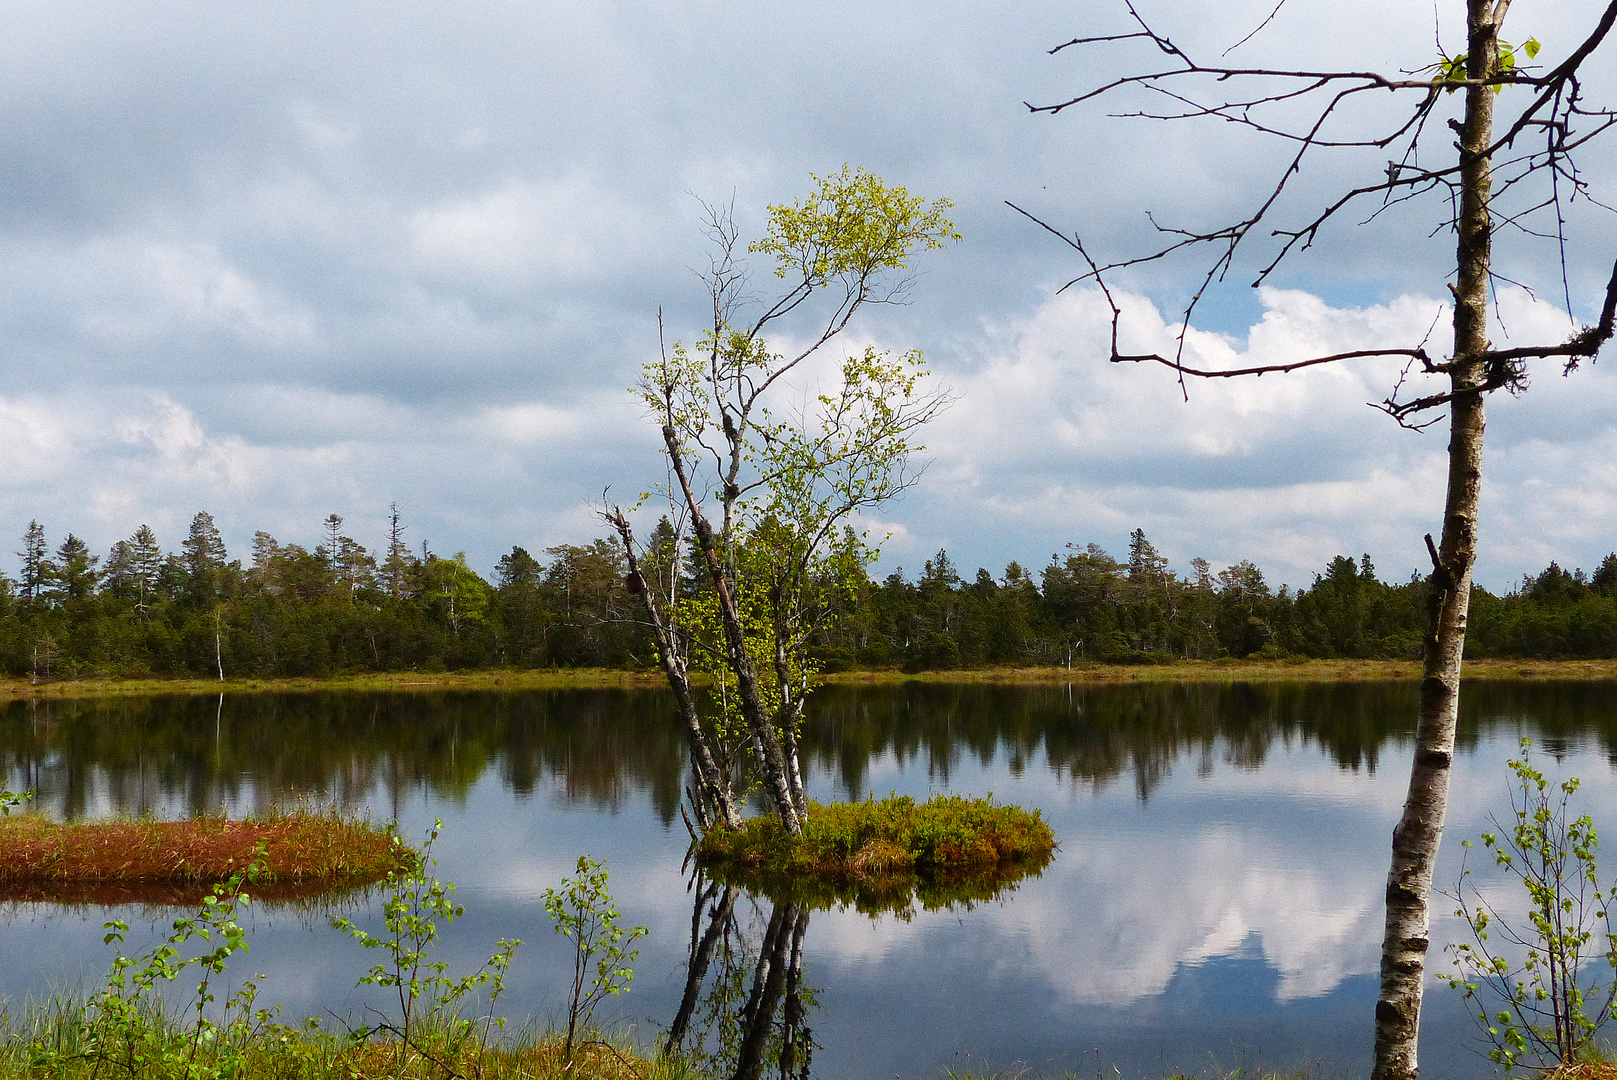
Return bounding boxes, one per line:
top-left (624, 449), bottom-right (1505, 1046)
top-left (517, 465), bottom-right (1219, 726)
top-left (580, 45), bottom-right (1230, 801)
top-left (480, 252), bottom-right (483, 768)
top-left (694, 793), bottom-right (1056, 914)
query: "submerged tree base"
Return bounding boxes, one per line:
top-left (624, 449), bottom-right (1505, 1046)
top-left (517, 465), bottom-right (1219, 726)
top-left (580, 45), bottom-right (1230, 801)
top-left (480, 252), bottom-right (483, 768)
top-left (695, 794), bottom-right (1056, 915)
top-left (0, 809), bottom-right (412, 906)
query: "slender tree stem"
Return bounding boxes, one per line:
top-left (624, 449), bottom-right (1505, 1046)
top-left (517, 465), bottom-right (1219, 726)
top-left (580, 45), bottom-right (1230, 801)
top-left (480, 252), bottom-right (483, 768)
top-left (1372, 5), bottom-right (1499, 1077)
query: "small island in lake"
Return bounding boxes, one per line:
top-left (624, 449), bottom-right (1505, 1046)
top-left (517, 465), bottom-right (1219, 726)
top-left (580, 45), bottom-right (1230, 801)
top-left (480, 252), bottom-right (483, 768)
top-left (0, 808), bottom-right (411, 906)
top-left (695, 793), bottom-right (1056, 914)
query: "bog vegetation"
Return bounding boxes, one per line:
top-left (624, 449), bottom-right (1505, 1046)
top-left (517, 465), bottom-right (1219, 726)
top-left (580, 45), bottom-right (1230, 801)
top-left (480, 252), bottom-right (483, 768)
top-left (0, 808), bottom-right (411, 906)
top-left (4, 513), bottom-right (1617, 680)
top-left (0, 824), bottom-right (666, 1080)
top-left (694, 793), bottom-right (1056, 915)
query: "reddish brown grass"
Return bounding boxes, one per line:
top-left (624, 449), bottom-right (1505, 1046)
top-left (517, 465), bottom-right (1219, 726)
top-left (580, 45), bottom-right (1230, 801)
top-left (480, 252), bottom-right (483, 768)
top-left (331, 1037), bottom-right (651, 1080)
top-left (0, 812), bottom-right (411, 904)
top-left (1546, 1065), bottom-right (1617, 1080)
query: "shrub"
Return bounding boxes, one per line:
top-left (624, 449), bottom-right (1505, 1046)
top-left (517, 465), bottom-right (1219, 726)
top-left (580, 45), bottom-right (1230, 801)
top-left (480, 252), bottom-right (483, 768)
top-left (1441, 739), bottom-right (1617, 1071)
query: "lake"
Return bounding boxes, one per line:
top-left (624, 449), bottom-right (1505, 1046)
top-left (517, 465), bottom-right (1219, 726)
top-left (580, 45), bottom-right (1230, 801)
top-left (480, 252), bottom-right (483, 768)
top-left (4, 680), bottom-right (1617, 1079)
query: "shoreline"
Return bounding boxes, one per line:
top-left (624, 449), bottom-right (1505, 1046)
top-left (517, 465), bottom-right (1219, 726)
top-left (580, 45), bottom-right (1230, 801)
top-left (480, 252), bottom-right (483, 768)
top-left (3, 657), bottom-right (1616, 701)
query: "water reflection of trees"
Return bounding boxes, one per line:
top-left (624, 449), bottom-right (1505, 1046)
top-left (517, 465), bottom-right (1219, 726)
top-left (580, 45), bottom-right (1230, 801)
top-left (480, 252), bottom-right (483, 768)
top-left (804, 681), bottom-right (1617, 801)
top-left (0, 690), bottom-right (687, 821)
top-left (666, 877), bottom-right (812, 1080)
top-left (4, 682), bottom-right (1614, 818)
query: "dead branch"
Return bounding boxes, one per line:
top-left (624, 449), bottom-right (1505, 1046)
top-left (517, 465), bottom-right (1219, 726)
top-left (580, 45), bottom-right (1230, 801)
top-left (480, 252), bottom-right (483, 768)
top-left (1023, 1), bottom-right (1617, 415)
top-left (1115, 346), bottom-right (1434, 379)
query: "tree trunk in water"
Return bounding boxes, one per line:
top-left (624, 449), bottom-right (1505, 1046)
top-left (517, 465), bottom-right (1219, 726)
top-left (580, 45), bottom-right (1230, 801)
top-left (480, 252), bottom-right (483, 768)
top-left (732, 901), bottom-right (802, 1080)
top-left (608, 510), bottom-right (743, 831)
top-left (778, 906), bottom-right (812, 1080)
top-left (1372, 5), bottom-right (1496, 1076)
top-left (663, 424), bottom-right (803, 835)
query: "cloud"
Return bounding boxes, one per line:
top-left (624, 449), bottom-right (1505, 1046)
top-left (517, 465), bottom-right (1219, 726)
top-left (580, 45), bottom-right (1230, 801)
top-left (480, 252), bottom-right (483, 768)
top-left (0, 0), bottom-right (1612, 589)
top-left (885, 284), bottom-right (1617, 589)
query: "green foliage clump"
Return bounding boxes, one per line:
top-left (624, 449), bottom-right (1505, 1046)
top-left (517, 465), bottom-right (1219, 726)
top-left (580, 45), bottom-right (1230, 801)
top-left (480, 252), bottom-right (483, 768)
top-left (1441, 739), bottom-right (1617, 1072)
top-left (696, 793), bottom-right (1055, 915)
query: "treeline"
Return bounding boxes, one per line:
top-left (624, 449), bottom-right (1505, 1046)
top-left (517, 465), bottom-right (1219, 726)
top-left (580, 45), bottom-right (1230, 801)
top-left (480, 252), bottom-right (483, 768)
top-left (2, 514), bottom-right (1617, 679)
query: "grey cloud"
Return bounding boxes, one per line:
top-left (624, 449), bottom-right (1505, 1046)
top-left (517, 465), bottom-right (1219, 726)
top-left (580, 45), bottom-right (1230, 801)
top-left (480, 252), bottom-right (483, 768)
top-left (1, 0), bottom-right (1614, 589)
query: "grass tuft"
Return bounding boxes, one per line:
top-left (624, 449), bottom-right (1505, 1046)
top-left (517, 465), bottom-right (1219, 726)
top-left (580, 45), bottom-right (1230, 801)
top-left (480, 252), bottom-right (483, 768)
top-left (0, 807), bottom-right (413, 905)
top-left (696, 793), bottom-right (1056, 915)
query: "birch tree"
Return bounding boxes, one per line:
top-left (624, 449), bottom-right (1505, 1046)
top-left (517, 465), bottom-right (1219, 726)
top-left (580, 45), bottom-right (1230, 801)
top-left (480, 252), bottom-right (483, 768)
top-left (609, 167), bottom-right (956, 836)
top-left (1023, 4), bottom-right (1617, 1077)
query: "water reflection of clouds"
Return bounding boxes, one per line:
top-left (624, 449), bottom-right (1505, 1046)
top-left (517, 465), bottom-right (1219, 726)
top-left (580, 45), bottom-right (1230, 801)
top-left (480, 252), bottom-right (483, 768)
top-left (14, 687), bottom-right (1617, 1080)
top-left (1012, 817), bottom-right (1384, 1004)
top-left (803, 732), bottom-right (1551, 1010)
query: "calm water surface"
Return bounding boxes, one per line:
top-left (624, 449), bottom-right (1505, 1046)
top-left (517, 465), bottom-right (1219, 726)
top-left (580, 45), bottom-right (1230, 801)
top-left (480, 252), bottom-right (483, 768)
top-left (5, 681), bottom-right (1617, 1079)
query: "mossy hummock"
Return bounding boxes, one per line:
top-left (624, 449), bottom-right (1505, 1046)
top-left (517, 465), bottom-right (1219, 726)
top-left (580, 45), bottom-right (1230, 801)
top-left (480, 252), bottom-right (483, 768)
top-left (695, 793), bottom-right (1056, 913)
top-left (0, 810), bottom-right (413, 905)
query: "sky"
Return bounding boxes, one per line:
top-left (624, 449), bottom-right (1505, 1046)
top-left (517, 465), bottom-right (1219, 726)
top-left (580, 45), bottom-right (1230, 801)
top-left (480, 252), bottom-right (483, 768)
top-left (1, 0), bottom-right (1615, 594)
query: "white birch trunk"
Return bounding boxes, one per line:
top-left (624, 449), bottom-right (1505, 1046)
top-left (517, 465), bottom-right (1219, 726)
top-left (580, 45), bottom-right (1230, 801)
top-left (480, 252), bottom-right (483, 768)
top-left (1371, 4), bottom-right (1499, 1075)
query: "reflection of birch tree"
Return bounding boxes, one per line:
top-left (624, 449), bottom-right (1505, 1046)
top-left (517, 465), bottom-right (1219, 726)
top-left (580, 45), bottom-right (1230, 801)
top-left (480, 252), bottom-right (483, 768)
top-left (665, 876), bottom-right (815, 1080)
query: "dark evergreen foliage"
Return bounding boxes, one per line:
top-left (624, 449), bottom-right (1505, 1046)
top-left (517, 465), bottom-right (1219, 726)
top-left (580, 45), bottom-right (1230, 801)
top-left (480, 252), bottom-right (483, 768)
top-left (2, 516), bottom-right (1614, 678)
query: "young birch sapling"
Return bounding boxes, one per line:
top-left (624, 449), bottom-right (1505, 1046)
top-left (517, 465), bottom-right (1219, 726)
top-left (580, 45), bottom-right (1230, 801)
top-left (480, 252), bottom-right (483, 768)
top-left (1442, 740), bottom-right (1617, 1072)
top-left (542, 855), bottom-right (647, 1060)
top-left (331, 820), bottom-right (521, 1073)
top-left (85, 852), bottom-right (270, 1080)
top-left (609, 166), bottom-right (956, 838)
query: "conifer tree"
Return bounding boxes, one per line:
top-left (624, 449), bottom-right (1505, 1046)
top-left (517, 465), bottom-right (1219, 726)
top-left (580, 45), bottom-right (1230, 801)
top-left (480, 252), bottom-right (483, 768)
top-left (15, 521), bottom-right (49, 606)
top-left (181, 511), bottom-right (229, 605)
top-left (382, 505), bottom-right (417, 599)
top-left (52, 535), bottom-right (98, 602)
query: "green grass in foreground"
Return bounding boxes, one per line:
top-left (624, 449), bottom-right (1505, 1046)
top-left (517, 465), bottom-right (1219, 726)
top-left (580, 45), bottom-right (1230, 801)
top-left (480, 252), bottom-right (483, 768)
top-left (0, 1005), bottom-right (683, 1080)
top-left (696, 793), bottom-right (1057, 915)
top-left (0, 1005), bottom-right (1384, 1080)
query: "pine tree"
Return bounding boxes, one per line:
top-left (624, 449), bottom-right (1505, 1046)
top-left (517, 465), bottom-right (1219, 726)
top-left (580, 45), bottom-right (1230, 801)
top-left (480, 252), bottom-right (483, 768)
top-left (181, 511), bottom-right (229, 604)
top-left (250, 531), bottom-right (279, 577)
top-left (382, 504), bottom-right (416, 599)
top-left (16, 521), bottom-right (50, 606)
top-left (334, 536), bottom-right (376, 595)
top-left (127, 525), bottom-right (164, 608)
top-left (52, 535), bottom-right (99, 602)
top-left (103, 540), bottom-right (137, 600)
top-left (1593, 553), bottom-right (1617, 594)
top-left (320, 514), bottom-right (344, 577)
top-left (1127, 529), bottom-right (1169, 585)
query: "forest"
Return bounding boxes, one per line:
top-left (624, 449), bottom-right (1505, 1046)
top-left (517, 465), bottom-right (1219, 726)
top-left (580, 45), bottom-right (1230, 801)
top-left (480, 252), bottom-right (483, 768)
top-left (3, 510), bottom-right (1615, 680)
